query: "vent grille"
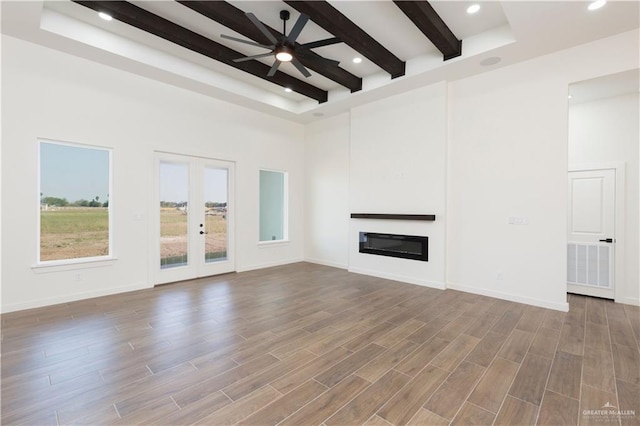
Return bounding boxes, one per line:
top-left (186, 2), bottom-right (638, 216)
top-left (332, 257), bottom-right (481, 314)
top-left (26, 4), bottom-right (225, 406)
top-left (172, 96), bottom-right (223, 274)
top-left (568, 243), bottom-right (611, 288)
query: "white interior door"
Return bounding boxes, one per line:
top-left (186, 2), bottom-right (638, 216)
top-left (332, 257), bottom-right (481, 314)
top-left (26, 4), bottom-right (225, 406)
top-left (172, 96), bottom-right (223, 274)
top-left (567, 169), bottom-right (615, 299)
top-left (153, 153), bottom-right (235, 285)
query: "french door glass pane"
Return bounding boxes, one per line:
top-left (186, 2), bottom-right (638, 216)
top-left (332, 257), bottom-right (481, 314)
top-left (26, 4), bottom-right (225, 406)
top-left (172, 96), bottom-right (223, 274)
top-left (204, 167), bottom-right (228, 263)
top-left (159, 161), bottom-right (189, 269)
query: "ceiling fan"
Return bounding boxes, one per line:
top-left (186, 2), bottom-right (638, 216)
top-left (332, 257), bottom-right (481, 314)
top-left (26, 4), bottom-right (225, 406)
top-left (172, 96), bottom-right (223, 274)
top-left (221, 10), bottom-right (342, 78)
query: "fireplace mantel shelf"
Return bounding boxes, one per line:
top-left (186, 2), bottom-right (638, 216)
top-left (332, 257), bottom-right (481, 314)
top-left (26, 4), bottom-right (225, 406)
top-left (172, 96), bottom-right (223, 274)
top-left (350, 213), bottom-right (436, 221)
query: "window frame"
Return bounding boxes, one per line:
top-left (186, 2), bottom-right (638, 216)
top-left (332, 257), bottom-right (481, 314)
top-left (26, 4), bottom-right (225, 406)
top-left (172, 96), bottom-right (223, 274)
top-left (258, 168), bottom-right (289, 245)
top-left (36, 138), bottom-right (114, 266)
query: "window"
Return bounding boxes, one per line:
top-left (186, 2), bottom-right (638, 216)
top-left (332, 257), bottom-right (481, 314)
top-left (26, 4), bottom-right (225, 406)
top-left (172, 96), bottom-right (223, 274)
top-left (259, 170), bottom-right (287, 242)
top-left (39, 140), bottom-right (112, 263)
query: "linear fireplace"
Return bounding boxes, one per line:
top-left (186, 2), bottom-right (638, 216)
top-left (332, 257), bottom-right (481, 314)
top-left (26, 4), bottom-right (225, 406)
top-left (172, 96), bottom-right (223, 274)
top-left (359, 232), bottom-right (429, 261)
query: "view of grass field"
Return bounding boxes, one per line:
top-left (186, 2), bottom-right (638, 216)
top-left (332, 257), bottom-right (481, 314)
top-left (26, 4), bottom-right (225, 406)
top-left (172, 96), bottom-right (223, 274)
top-left (40, 208), bottom-right (109, 261)
top-left (39, 207), bottom-right (226, 265)
top-left (160, 208), bottom-right (227, 268)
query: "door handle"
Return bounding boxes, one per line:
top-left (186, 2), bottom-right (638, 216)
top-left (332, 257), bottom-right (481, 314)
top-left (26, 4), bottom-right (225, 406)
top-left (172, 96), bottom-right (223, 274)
top-left (599, 238), bottom-right (614, 243)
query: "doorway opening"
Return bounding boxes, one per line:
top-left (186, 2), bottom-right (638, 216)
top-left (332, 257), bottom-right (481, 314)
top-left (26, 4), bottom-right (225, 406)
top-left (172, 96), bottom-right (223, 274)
top-left (567, 70), bottom-right (639, 303)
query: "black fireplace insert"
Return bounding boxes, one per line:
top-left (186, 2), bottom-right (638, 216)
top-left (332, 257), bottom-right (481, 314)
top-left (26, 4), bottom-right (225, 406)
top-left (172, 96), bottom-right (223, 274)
top-left (359, 232), bottom-right (428, 261)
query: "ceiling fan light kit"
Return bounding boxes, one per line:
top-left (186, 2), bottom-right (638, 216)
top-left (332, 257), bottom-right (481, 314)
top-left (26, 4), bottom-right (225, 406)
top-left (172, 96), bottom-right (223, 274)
top-left (275, 46), bottom-right (294, 62)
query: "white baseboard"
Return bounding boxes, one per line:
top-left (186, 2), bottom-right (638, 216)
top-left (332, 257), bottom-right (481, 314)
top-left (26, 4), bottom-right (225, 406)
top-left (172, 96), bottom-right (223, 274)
top-left (617, 296), bottom-right (640, 307)
top-left (348, 267), bottom-right (446, 290)
top-left (304, 258), bottom-right (348, 270)
top-left (1, 281), bottom-right (150, 314)
top-left (447, 281), bottom-right (569, 312)
top-left (236, 257), bottom-right (304, 273)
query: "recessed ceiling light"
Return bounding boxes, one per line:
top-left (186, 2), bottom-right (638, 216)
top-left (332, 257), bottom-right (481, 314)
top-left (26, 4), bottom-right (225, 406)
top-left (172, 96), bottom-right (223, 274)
top-left (352, 57), bottom-right (362, 64)
top-left (466, 4), bottom-right (481, 14)
top-left (284, 88), bottom-right (292, 93)
top-left (588, 0), bottom-right (606, 10)
top-left (98, 12), bottom-right (113, 21)
top-left (568, 95), bottom-right (573, 99)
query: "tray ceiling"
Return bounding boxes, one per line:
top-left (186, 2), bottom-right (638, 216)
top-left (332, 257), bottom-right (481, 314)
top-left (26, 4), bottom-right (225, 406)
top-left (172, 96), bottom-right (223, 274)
top-left (1, 1), bottom-right (638, 122)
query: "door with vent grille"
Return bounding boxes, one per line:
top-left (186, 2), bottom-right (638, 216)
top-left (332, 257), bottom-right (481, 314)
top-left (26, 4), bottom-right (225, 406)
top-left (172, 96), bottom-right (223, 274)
top-left (567, 169), bottom-right (615, 299)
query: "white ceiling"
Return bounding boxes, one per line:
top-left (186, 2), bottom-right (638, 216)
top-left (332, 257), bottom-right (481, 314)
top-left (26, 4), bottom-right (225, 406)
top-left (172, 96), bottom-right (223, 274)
top-left (2, 1), bottom-right (639, 123)
top-left (570, 69), bottom-right (640, 104)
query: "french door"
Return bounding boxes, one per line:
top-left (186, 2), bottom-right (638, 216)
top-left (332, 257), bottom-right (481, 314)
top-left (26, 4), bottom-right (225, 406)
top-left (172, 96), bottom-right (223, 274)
top-left (153, 152), bottom-right (235, 285)
top-left (567, 168), bottom-right (615, 299)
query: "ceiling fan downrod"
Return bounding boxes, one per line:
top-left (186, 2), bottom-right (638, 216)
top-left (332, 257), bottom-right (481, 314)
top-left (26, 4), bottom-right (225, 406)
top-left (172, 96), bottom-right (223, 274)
top-left (280, 10), bottom-right (290, 37)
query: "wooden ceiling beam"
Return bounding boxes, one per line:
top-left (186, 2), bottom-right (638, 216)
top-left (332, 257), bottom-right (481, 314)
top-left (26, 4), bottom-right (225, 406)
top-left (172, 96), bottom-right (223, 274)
top-left (393, 1), bottom-right (462, 60)
top-left (283, 1), bottom-right (406, 79)
top-left (72, 1), bottom-right (328, 103)
top-left (177, 1), bottom-right (362, 93)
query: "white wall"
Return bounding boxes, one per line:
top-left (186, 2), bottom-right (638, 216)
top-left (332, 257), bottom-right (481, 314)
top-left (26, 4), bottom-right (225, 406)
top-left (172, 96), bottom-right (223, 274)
top-left (1, 35), bottom-right (305, 312)
top-left (569, 93), bottom-right (640, 305)
top-left (348, 83), bottom-right (447, 288)
top-left (303, 83), bottom-right (448, 289)
top-left (447, 30), bottom-right (639, 311)
top-left (304, 113), bottom-right (350, 269)
top-left (303, 31), bottom-right (638, 311)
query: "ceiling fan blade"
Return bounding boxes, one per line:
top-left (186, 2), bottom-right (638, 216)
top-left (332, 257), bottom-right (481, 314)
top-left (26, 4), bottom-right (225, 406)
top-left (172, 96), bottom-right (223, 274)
top-left (300, 37), bottom-right (342, 50)
top-left (291, 58), bottom-right (312, 78)
top-left (296, 50), bottom-right (341, 67)
top-left (267, 60), bottom-right (282, 77)
top-left (233, 52), bottom-right (275, 63)
top-left (221, 34), bottom-right (274, 50)
top-left (286, 13), bottom-right (309, 44)
top-left (245, 12), bottom-right (279, 45)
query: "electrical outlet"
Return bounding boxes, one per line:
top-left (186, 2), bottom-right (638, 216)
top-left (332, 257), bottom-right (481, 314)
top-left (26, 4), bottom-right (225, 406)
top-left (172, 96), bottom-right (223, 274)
top-left (508, 216), bottom-right (529, 225)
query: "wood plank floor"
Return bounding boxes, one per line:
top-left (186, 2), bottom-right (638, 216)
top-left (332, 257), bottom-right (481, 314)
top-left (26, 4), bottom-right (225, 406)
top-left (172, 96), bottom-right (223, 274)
top-left (2, 262), bottom-right (639, 425)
